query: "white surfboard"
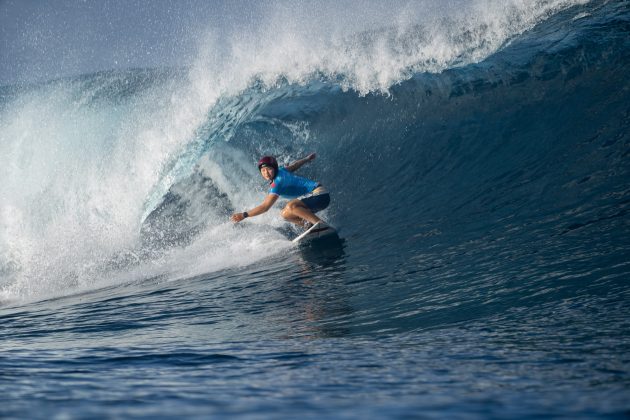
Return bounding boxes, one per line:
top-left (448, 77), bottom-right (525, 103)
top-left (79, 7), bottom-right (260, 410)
top-left (292, 221), bottom-right (337, 243)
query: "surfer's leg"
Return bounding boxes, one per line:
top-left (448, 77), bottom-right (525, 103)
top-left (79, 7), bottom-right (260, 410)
top-left (281, 200), bottom-right (321, 226)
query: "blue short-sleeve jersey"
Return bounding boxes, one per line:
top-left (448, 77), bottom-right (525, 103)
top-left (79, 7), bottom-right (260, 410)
top-left (269, 167), bottom-right (318, 198)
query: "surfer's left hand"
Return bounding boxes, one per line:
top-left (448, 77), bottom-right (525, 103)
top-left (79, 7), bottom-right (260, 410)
top-left (230, 213), bottom-right (245, 223)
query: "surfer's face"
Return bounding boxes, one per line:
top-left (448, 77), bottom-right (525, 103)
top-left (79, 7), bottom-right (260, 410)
top-left (260, 166), bottom-right (275, 180)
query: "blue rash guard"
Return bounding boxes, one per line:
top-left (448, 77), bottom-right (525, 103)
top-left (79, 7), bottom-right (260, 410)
top-left (269, 167), bottom-right (319, 198)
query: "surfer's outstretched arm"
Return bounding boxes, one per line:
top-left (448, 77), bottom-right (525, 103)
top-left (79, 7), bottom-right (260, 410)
top-left (285, 153), bottom-right (316, 172)
top-left (231, 194), bottom-right (278, 222)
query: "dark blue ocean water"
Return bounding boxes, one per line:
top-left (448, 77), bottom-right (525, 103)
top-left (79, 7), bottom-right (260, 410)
top-left (1, 1), bottom-right (629, 418)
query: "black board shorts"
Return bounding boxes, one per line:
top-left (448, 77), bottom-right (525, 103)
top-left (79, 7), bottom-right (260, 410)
top-left (299, 187), bottom-right (330, 213)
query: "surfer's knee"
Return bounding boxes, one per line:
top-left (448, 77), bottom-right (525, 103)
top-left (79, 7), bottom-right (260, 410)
top-left (281, 200), bottom-right (303, 219)
top-left (286, 200), bottom-right (300, 211)
top-left (281, 203), bottom-right (296, 219)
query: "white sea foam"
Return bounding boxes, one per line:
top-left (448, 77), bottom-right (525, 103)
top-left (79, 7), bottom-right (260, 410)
top-left (189, 0), bottom-right (588, 95)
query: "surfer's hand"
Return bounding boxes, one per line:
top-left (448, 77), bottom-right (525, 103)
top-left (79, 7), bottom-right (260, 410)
top-left (231, 213), bottom-right (245, 223)
top-left (306, 153), bottom-right (316, 161)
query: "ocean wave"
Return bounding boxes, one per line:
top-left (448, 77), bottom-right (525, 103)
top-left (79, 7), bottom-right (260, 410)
top-left (1, 0), bottom-right (627, 305)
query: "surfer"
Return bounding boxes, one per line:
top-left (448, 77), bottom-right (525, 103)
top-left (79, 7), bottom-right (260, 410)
top-left (230, 153), bottom-right (330, 228)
